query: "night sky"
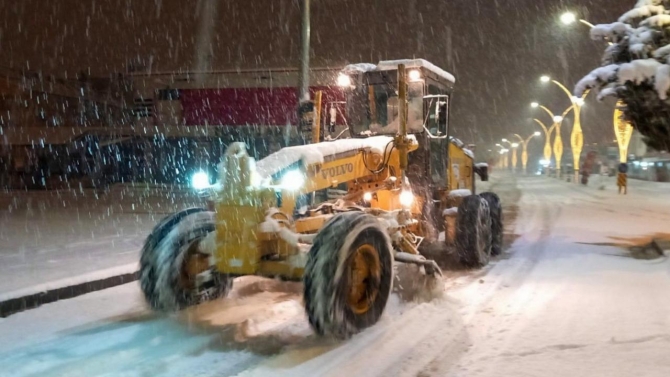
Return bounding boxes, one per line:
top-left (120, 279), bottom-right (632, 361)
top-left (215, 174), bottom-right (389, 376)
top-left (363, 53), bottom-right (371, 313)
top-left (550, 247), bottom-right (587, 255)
top-left (0, 0), bottom-right (632, 155)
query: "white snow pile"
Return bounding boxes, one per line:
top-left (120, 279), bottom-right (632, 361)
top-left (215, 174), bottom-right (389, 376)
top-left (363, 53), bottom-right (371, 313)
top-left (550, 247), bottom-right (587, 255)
top-left (655, 64), bottom-right (670, 99)
top-left (377, 58), bottom-right (456, 83)
top-left (341, 63), bottom-right (377, 75)
top-left (652, 44), bottom-right (670, 60)
top-left (576, 2), bottom-right (670, 101)
top-left (258, 208), bottom-right (315, 246)
top-left (475, 163), bottom-right (489, 168)
top-left (448, 189), bottom-right (472, 199)
top-left (463, 148), bottom-right (475, 159)
top-left (442, 207), bottom-right (458, 217)
top-left (340, 59), bottom-right (456, 84)
top-left (590, 22), bottom-right (631, 41)
top-left (618, 59), bottom-right (663, 84)
top-left (449, 137), bottom-right (465, 148)
top-left (256, 136), bottom-right (411, 179)
top-left (641, 14), bottom-right (670, 27)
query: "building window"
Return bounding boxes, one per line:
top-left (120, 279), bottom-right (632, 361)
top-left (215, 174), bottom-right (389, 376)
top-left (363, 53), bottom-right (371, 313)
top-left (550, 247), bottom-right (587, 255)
top-left (133, 97), bottom-right (154, 118)
top-left (156, 89), bottom-right (180, 101)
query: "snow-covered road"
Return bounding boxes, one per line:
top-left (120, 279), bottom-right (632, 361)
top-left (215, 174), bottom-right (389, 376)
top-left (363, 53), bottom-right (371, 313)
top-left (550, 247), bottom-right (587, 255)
top-left (0, 186), bottom-right (204, 298)
top-left (2, 175), bottom-right (670, 377)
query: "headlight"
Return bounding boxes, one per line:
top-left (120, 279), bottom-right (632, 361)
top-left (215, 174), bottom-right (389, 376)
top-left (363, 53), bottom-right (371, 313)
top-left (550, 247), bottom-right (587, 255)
top-left (191, 171), bottom-right (211, 190)
top-left (399, 190), bottom-right (414, 207)
top-left (408, 69), bottom-right (422, 81)
top-left (337, 74), bottom-right (351, 87)
top-left (363, 192), bottom-right (373, 202)
top-left (281, 170), bottom-right (305, 191)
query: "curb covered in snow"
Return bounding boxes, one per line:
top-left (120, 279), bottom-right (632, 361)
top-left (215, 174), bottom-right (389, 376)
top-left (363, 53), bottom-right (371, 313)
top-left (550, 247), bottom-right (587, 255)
top-left (0, 264), bottom-right (139, 318)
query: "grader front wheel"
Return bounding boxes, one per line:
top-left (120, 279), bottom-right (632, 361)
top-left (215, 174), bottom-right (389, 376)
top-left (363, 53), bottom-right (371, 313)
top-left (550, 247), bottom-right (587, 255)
top-left (139, 209), bottom-right (232, 311)
top-left (304, 212), bottom-right (393, 339)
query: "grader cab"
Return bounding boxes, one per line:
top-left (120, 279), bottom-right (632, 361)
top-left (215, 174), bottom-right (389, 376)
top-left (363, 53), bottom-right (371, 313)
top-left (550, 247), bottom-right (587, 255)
top-left (139, 60), bottom-right (502, 339)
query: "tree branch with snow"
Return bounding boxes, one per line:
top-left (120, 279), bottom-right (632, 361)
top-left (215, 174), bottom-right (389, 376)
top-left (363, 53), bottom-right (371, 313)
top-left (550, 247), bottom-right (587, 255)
top-left (576, 0), bottom-right (670, 151)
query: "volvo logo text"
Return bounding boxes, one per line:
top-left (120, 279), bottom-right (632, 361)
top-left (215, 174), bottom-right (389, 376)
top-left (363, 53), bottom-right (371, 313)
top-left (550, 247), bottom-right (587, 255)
top-left (322, 163), bottom-right (354, 179)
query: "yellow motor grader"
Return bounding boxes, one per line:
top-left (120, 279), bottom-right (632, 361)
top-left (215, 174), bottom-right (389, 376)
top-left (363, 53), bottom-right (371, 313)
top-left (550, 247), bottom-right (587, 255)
top-left (139, 60), bottom-right (502, 339)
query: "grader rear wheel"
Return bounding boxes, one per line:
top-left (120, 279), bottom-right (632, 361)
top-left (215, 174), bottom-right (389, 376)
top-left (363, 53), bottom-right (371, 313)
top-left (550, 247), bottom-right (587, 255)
top-left (304, 212), bottom-right (393, 339)
top-left (140, 210), bottom-right (232, 311)
top-left (479, 192), bottom-right (503, 256)
top-left (456, 195), bottom-right (492, 268)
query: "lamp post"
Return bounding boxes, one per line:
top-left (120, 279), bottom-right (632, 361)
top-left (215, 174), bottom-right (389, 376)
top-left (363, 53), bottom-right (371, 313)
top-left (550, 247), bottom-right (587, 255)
top-left (501, 139), bottom-right (519, 171)
top-left (499, 148), bottom-right (509, 169)
top-left (540, 75), bottom-right (588, 183)
top-left (513, 131), bottom-right (542, 173)
top-left (533, 118), bottom-right (557, 165)
top-left (496, 144), bottom-right (508, 169)
top-left (531, 102), bottom-right (574, 177)
top-left (613, 101), bottom-right (634, 163)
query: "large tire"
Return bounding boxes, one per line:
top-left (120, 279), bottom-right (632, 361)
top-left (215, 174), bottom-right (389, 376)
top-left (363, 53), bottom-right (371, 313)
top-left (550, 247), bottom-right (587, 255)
top-left (456, 195), bottom-right (492, 268)
top-left (304, 212), bottom-right (393, 339)
top-left (479, 192), bottom-right (503, 256)
top-left (140, 208), bottom-right (209, 309)
top-left (140, 210), bottom-right (232, 311)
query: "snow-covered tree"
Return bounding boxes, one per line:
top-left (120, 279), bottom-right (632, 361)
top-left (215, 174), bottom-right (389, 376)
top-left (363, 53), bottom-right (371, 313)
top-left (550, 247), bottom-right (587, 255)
top-left (576, 0), bottom-right (670, 151)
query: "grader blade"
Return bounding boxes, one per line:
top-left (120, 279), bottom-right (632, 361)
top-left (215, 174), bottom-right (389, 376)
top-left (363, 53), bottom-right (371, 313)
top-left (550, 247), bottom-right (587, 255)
top-left (394, 252), bottom-right (443, 277)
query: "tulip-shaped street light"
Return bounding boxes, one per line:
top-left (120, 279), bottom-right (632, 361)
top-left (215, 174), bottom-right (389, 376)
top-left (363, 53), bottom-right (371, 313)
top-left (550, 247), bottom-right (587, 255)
top-left (531, 102), bottom-right (574, 177)
top-left (513, 131), bottom-right (542, 173)
top-left (540, 75), bottom-right (589, 183)
top-left (501, 139), bottom-right (519, 172)
top-left (533, 118), bottom-right (557, 165)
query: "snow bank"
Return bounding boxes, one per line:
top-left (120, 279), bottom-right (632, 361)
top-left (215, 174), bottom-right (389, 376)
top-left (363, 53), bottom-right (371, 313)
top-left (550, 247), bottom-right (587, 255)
top-left (0, 262), bottom-right (138, 302)
top-left (475, 163), bottom-right (489, 168)
top-left (377, 59), bottom-right (456, 83)
top-left (256, 136), bottom-right (408, 179)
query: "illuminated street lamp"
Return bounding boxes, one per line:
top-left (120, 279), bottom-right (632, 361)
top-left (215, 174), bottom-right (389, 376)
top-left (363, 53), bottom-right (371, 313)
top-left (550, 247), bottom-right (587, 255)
top-left (513, 131), bottom-right (542, 173)
top-left (613, 101), bottom-right (634, 163)
top-left (561, 13), bottom-right (628, 181)
top-left (533, 118), bottom-right (556, 165)
top-left (496, 145), bottom-right (509, 169)
top-left (560, 11), bottom-right (596, 28)
top-left (531, 102), bottom-right (574, 177)
top-left (501, 139), bottom-right (519, 172)
top-left (540, 75), bottom-right (588, 183)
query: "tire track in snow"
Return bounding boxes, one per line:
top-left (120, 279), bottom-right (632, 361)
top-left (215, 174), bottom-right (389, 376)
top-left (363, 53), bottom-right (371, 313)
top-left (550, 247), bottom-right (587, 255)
top-left (418, 190), bottom-right (563, 376)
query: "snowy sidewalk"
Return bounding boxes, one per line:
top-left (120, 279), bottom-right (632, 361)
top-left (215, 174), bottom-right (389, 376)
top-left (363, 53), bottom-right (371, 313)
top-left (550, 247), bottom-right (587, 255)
top-left (0, 186), bottom-right (204, 315)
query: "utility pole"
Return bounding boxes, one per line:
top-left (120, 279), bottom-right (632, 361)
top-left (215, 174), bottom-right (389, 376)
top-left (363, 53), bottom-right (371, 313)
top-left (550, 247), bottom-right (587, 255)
top-left (298, 0), bottom-right (311, 103)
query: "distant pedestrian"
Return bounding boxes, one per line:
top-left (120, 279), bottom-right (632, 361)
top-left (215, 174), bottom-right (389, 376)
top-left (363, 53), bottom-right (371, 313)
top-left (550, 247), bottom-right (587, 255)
top-left (618, 163), bottom-right (628, 195)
